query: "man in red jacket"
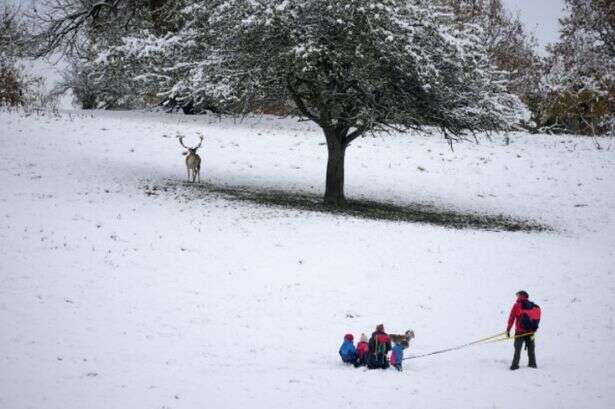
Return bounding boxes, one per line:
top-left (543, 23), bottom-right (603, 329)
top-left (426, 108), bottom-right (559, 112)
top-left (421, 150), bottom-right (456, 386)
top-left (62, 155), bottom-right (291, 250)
top-left (506, 290), bottom-right (540, 370)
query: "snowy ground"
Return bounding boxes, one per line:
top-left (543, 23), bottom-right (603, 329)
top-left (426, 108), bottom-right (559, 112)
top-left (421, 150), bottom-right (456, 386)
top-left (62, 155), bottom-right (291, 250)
top-left (0, 109), bottom-right (614, 409)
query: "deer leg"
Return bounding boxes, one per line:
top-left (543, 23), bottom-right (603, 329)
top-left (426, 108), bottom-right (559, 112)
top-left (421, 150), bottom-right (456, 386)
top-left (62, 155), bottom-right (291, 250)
top-left (186, 167), bottom-right (190, 182)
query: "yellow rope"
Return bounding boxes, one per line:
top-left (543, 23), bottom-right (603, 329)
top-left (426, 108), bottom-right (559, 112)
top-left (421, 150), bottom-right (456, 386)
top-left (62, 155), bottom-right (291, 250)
top-left (485, 332), bottom-right (536, 344)
top-left (403, 331), bottom-right (537, 360)
top-left (468, 331), bottom-right (508, 344)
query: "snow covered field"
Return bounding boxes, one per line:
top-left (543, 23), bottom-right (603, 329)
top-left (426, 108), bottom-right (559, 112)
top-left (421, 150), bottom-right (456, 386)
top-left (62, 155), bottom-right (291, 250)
top-left (1, 109), bottom-right (614, 409)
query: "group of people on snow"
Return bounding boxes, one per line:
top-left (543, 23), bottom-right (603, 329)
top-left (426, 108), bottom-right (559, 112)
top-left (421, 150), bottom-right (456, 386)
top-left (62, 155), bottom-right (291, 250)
top-left (339, 324), bottom-right (406, 371)
top-left (339, 291), bottom-right (541, 372)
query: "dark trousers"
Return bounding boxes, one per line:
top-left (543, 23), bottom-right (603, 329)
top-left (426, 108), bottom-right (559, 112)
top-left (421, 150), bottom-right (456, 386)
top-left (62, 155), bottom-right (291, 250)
top-left (367, 353), bottom-right (390, 369)
top-left (353, 354), bottom-right (368, 367)
top-left (512, 334), bottom-right (536, 368)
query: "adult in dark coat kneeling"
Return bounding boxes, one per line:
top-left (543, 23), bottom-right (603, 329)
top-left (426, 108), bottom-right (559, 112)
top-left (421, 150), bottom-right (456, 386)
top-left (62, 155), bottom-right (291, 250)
top-left (367, 324), bottom-right (392, 369)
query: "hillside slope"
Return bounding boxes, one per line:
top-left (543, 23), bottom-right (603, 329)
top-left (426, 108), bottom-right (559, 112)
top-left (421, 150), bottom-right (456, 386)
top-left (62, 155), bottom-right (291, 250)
top-left (0, 110), bottom-right (614, 409)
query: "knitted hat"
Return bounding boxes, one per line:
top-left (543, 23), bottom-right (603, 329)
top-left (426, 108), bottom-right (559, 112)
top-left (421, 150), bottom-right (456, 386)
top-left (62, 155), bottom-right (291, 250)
top-left (516, 290), bottom-right (529, 299)
top-left (376, 324), bottom-right (385, 332)
top-left (360, 333), bottom-right (368, 343)
top-left (344, 333), bottom-right (354, 341)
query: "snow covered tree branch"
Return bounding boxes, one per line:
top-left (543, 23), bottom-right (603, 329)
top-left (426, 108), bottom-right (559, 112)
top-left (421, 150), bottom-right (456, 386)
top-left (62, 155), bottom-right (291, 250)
top-left (542, 0), bottom-right (614, 136)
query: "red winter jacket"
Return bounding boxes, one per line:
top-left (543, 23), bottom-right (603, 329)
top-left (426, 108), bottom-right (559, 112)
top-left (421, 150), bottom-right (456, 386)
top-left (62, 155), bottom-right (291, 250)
top-left (368, 331), bottom-right (392, 355)
top-left (507, 295), bottom-right (532, 334)
top-left (356, 341), bottom-right (369, 359)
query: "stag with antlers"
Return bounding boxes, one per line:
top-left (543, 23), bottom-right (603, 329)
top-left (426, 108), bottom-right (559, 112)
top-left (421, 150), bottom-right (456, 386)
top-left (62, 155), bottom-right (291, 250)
top-left (178, 134), bottom-right (203, 183)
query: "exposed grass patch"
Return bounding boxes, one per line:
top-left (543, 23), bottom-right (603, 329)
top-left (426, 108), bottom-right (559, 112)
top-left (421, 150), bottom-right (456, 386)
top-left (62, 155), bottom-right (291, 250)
top-left (145, 180), bottom-right (552, 232)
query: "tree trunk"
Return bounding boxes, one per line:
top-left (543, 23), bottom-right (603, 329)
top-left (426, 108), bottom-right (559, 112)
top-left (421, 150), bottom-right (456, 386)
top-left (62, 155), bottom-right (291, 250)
top-left (324, 129), bottom-right (346, 205)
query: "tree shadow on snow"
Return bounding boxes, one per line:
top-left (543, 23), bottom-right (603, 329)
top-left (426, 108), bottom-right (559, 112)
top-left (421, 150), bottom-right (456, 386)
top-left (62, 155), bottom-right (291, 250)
top-left (146, 180), bottom-right (551, 233)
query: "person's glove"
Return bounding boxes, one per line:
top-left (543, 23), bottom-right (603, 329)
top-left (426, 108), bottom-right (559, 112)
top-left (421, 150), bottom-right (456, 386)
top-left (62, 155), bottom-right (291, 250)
top-left (506, 330), bottom-right (511, 338)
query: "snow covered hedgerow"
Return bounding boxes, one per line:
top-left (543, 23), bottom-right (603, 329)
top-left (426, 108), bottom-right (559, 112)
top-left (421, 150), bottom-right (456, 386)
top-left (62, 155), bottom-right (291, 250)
top-left (0, 60), bottom-right (23, 106)
top-left (0, 3), bottom-right (26, 107)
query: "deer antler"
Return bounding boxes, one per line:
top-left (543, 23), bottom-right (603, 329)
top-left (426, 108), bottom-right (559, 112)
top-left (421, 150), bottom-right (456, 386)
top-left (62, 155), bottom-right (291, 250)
top-left (178, 133), bottom-right (203, 150)
top-left (178, 134), bottom-right (190, 150)
top-left (194, 133), bottom-right (204, 150)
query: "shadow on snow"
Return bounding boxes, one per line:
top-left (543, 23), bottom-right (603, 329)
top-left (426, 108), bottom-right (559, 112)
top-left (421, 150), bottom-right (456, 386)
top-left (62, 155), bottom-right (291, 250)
top-left (145, 179), bottom-right (552, 233)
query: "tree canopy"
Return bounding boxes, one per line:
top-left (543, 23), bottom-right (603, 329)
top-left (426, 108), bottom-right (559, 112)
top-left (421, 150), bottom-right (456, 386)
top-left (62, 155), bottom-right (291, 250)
top-left (30, 0), bottom-right (530, 203)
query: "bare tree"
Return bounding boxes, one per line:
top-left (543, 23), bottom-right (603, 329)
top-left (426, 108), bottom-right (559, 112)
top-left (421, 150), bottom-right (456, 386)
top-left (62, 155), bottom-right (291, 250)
top-left (30, 0), bottom-right (179, 57)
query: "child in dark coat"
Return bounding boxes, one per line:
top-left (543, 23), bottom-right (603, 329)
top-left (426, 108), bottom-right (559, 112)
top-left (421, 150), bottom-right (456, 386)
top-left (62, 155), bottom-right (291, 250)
top-left (339, 334), bottom-right (357, 364)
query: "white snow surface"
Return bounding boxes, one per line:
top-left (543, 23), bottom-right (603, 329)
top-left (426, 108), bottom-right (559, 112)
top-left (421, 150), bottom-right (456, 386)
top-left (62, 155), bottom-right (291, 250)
top-left (0, 109), bottom-right (614, 409)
